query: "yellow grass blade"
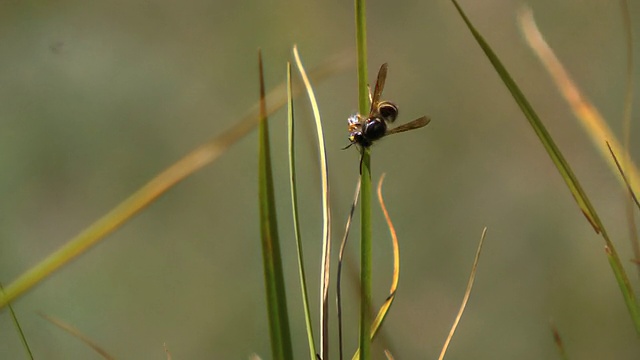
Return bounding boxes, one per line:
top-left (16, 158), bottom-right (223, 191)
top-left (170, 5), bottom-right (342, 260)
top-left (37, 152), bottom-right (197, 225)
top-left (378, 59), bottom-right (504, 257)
top-left (0, 55), bottom-right (350, 310)
top-left (518, 8), bottom-right (640, 198)
top-left (438, 227), bottom-right (487, 360)
top-left (352, 174), bottom-right (400, 360)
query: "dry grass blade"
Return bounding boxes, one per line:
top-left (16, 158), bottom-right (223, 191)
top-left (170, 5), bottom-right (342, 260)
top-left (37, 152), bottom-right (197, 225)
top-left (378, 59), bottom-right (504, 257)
top-left (369, 174), bottom-right (399, 336)
top-left (337, 179), bottom-right (361, 360)
top-left (39, 312), bottom-right (115, 360)
top-left (0, 53), bottom-right (350, 309)
top-left (438, 227), bottom-right (488, 360)
top-left (383, 349), bottom-right (395, 360)
top-left (518, 7), bottom-right (640, 198)
top-left (352, 174), bottom-right (400, 360)
top-left (293, 45), bottom-right (332, 360)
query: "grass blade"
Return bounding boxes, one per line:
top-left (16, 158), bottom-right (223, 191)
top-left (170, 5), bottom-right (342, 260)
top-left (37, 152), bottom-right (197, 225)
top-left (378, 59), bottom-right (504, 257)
top-left (338, 180), bottom-right (361, 360)
top-left (352, 174), bottom-right (400, 360)
top-left (518, 8), bottom-right (640, 204)
top-left (287, 61), bottom-right (317, 360)
top-left (438, 227), bottom-right (487, 360)
top-left (520, 5), bottom-right (640, 274)
top-left (607, 142), bottom-right (640, 210)
top-left (616, 0), bottom-right (639, 271)
top-left (368, 174), bottom-right (399, 339)
top-left (292, 46), bottom-right (332, 360)
top-left (450, 0), bottom-right (640, 334)
top-left (452, 0), bottom-right (600, 233)
top-left (0, 54), bottom-right (350, 310)
top-left (354, 0), bottom-right (372, 358)
top-left (0, 284), bottom-right (34, 360)
top-left (40, 312), bottom-right (115, 360)
top-left (257, 50), bottom-right (293, 360)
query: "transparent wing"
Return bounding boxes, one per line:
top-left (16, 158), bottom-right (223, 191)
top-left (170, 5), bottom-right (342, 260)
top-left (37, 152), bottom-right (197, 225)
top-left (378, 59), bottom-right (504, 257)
top-left (369, 63), bottom-right (388, 116)
top-left (384, 116), bottom-right (431, 136)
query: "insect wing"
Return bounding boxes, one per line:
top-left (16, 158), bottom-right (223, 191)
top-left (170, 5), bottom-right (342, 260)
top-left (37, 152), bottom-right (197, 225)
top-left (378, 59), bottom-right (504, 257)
top-left (384, 116), bottom-right (431, 136)
top-left (369, 63), bottom-right (388, 116)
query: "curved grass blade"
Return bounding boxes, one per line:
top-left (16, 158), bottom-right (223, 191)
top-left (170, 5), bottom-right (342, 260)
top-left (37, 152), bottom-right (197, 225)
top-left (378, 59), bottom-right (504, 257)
top-left (287, 61), bottom-right (317, 360)
top-left (438, 227), bottom-right (487, 360)
top-left (355, 0), bottom-right (373, 358)
top-left (0, 54), bottom-right (350, 310)
top-left (450, 0), bottom-right (640, 334)
top-left (292, 45), bottom-right (332, 360)
top-left (258, 50), bottom-right (293, 360)
top-left (39, 312), bottom-right (115, 360)
top-left (352, 174), bottom-right (400, 360)
top-left (518, 8), bottom-right (640, 204)
top-left (0, 284), bottom-right (34, 360)
top-left (337, 180), bottom-right (361, 360)
top-left (368, 174), bottom-right (399, 339)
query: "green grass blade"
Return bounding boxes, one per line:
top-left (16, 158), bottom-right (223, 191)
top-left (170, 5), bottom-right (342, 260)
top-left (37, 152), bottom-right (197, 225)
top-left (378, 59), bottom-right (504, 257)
top-left (257, 51), bottom-right (293, 360)
top-left (519, 6), bottom-right (640, 274)
top-left (607, 142), bottom-right (640, 210)
top-left (450, 0), bottom-right (640, 334)
top-left (287, 61), bottom-right (317, 360)
top-left (518, 8), bottom-right (640, 208)
top-left (0, 284), bottom-right (34, 360)
top-left (355, 0), bottom-right (372, 359)
top-left (355, 0), bottom-right (368, 117)
top-left (292, 45), bottom-right (332, 360)
top-left (0, 55), bottom-right (349, 310)
top-left (451, 0), bottom-right (599, 233)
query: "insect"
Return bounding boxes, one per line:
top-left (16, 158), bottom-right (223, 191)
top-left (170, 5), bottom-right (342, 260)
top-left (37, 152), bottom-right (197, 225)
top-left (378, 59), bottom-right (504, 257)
top-left (346, 63), bottom-right (431, 149)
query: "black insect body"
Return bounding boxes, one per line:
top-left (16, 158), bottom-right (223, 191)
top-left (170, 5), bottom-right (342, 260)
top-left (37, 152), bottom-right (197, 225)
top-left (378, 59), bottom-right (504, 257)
top-left (346, 64), bottom-right (430, 149)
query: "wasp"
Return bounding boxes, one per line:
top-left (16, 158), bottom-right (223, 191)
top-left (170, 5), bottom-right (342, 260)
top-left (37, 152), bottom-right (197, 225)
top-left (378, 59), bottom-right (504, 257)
top-left (347, 63), bottom-right (430, 149)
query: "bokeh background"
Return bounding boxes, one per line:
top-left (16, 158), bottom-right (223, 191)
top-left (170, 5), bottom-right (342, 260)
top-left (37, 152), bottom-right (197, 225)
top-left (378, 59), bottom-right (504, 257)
top-left (1, 0), bottom-right (640, 359)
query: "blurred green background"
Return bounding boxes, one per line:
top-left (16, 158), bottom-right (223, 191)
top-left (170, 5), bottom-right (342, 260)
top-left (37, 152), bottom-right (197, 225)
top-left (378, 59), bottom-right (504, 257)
top-left (1, 0), bottom-right (640, 358)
